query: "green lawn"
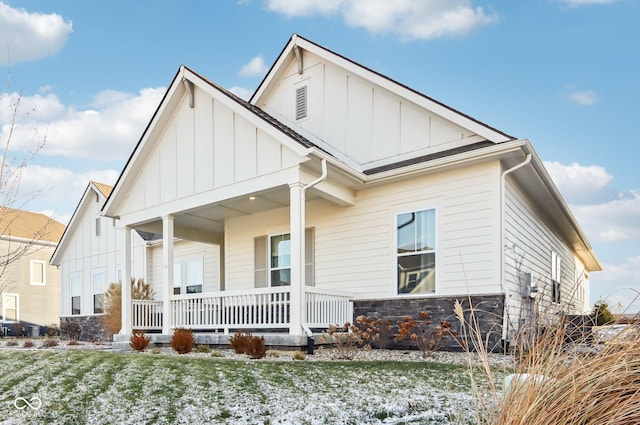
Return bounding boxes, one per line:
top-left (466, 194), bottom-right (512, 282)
top-left (0, 350), bottom-right (487, 424)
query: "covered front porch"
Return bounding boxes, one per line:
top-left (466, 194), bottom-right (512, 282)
top-left (129, 286), bottom-right (353, 334)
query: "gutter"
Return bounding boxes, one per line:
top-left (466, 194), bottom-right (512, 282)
top-left (299, 158), bottom-right (328, 344)
top-left (499, 152), bottom-right (532, 341)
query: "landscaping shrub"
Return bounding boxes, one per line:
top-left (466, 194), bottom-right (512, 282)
top-left (246, 335), bottom-right (266, 359)
top-left (591, 300), bottom-right (616, 326)
top-left (129, 332), bottom-right (150, 352)
top-left (22, 340), bottom-right (34, 348)
top-left (171, 328), bottom-right (195, 354)
top-left (393, 311), bottom-right (458, 357)
top-left (45, 323), bottom-right (60, 337)
top-left (292, 351), bottom-right (306, 360)
top-left (196, 344), bottom-right (211, 353)
top-left (228, 332), bottom-right (266, 359)
top-left (66, 340), bottom-right (80, 346)
top-left (60, 320), bottom-right (82, 341)
top-left (354, 315), bottom-right (394, 349)
top-left (229, 331), bottom-right (251, 354)
top-left (321, 322), bottom-right (363, 360)
top-left (41, 339), bottom-right (59, 348)
top-left (5, 340), bottom-right (18, 347)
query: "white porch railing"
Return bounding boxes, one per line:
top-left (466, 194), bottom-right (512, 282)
top-left (132, 286), bottom-right (354, 333)
top-left (305, 287), bottom-right (353, 328)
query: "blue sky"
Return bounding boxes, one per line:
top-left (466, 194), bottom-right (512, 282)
top-left (1, 0), bottom-right (638, 312)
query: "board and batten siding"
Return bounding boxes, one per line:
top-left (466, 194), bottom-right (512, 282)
top-left (503, 177), bottom-right (589, 329)
top-left (148, 240), bottom-right (220, 302)
top-left (225, 161), bottom-right (502, 298)
top-left (258, 50), bottom-right (481, 168)
top-left (118, 88), bottom-right (304, 218)
top-left (59, 191), bottom-right (147, 316)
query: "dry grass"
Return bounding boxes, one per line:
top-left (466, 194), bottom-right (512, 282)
top-left (455, 298), bottom-right (640, 425)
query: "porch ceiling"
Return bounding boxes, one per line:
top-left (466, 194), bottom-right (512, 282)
top-left (135, 185), bottom-right (323, 243)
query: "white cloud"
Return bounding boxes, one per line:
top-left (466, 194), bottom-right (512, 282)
top-left (568, 89), bottom-right (597, 106)
top-left (265, 0), bottom-right (498, 41)
top-left (0, 87), bottom-right (165, 161)
top-left (545, 161), bottom-right (640, 244)
top-left (572, 191), bottom-right (640, 243)
top-left (265, 0), bottom-right (343, 16)
top-left (591, 256), bottom-right (640, 313)
top-left (239, 55), bottom-right (269, 77)
top-left (229, 86), bottom-right (253, 101)
top-left (544, 161), bottom-right (613, 204)
top-left (19, 164), bottom-right (120, 224)
top-left (0, 2), bottom-right (73, 65)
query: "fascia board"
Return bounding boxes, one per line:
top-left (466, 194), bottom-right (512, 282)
top-left (102, 66), bottom-right (188, 218)
top-left (51, 183), bottom-right (104, 264)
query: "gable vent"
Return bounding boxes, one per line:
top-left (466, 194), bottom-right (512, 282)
top-left (295, 85), bottom-right (307, 120)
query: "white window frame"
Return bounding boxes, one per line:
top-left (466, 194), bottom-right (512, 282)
top-left (2, 293), bottom-right (19, 322)
top-left (30, 260), bottom-right (46, 286)
top-left (173, 257), bottom-right (204, 295)
top-left (92, 270), bottom-right (106, 314)
top-left (70, 274), bottom-right (81, 315)
top-left (269, 233), bottom-right (291, 287)
top-left (254, 229), bottom-right (314, 288)
top-left (395, 207), bottom-right (438, 296)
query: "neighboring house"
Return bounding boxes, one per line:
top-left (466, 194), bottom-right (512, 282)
top-left (0, 208), bottom-right (65, 336)
top-left (66, 34), bottom-right (602, 349)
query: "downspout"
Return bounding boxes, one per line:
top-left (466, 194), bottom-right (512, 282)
top-left (500, 153), bottom-right (532, 344)
top-left (300, 158), bottom-right (327, 351)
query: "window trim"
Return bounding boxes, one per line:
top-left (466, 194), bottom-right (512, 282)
top-left (254, 228), bottom-right (314, 288)
top-left (173, 256), bottom-right (204, 295)
top-left (2, 293), bottom-right (19, 322)
top-left (269, 233), bottom-right (291, 287)
top-left (70, 274), bottom-right (81, 316)
top-left (92, 270), bottom-right (106, 314)
top-left (394, 206), bottom-right (438, 296)
top-left (30, 260), bottom-right (46, 286)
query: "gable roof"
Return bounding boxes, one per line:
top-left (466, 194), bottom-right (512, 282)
top-left (251, 34), bottom-right (516, 145)
top-left (102, 65), bottom-right (327, 218)
top-left (0, 207), bottom-right (65, 244)
top-left (50, 181), bottom-right (111, 265)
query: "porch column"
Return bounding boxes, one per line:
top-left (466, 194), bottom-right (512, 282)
top-left (121, 226), bottom-right (132, 334)
top-left (289, 182), bottom-right (305, 336)
top-left (162, 215), bottom-right (175, 334)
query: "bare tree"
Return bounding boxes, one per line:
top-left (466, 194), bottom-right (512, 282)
top-left (0, 76), bottom-right (51, 304)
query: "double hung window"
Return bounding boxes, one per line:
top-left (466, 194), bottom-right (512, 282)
top-left (397, 209), bottom-right (436, 294)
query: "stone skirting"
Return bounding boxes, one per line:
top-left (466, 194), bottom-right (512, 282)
top-left (60, 315), bottom-right (112, 342)
top-left (353, 294), bottom-right (505, 352)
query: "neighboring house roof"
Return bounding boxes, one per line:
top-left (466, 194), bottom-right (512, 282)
top-left (93, 182), bottom-right (113, 198)
top-left (50, 181), bottom-right (111, 265)
top-left (0, 207), bottom-right (65, 243)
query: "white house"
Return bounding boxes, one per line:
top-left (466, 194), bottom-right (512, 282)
top-left (59, 34), bottom-right (601, 349)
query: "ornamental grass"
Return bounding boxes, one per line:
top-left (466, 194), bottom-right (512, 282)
top-left (455, 298), bottom-right (640, 425)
